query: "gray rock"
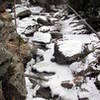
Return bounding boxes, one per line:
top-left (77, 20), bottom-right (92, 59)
top-left (95, 75), bottom-right (100, 90)
top-left (36, 87), bottom-right (52, 99)
top-left (0, 46), bottom-right (27, 100)
top-left (51, 32), bottom-right (63, 39)
top-left (17, 10), bottom-right (31, 19)
top-left (0, 46), bottom-right (13, 78)
top-left (2, 58), bottom-right (27, 100)
top-left (16, 6), bottom-right (31, 19)
top-left (37, 17), bottom-right (52, 26)
top-left (0, 20), bottom-right (4, 30)
top-left (23, 24), bottom-right (40, 37)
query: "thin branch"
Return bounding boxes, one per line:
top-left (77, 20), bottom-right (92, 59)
top-left (14, 0), bottom-right (21, 55)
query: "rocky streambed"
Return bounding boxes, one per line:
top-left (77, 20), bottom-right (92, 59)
top-left (8, 3), bottom-right (100, 100)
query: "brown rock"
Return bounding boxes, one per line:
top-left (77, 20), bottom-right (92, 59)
top-left (61, 81), bottom-right (73, 89)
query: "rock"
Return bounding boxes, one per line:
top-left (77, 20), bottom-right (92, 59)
top-left (73, 76), bottom-right (84, 86)
top-left (61, 81), bottom-right (73, 89)
top-left (52, 40), bottom-right (90, 65)
top-left (39, 26), bottom-right (50, 33)
top-left (36, 87), bottom-right (52, 99)
top-left (2, 57), bottom-right (27, 100)
top-left (23, 24), bottom-right (40, 37)
top-left (0, 12), bottom-right (12, 21)
top-left (0, 1), bottom-right (6, 13)
top-left (51, 31), bottom-right (63, 39)
top-left (78, 97), bottom-right (89, 100)
top-left (0, 19), bottom-right (4, 30)
top-left (0, 46), bottom-right (13, 78)
top-left (22, 44), bottom-right (37, 67)
top-left (0, 45), bottom-right (27, 100)
top-left (31, 68), bottom-right (55, 76)
top-left (95, 75), bottom-right (100, 90)
top-left (37, 17), bottom-right (52, 26)
top-left (32, 31), bottom-right (51, 44)
top-left (0, 88), bottom-right (5, 100)
top-left (16, 5), bottom-right (31, 19)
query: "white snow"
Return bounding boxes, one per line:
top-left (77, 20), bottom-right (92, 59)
top-left (32, 32), bottom-right (51, 43)
top-left (81, 79), bottom-right (100, 100)
top-left (58, 40), bottom-right (83, 57)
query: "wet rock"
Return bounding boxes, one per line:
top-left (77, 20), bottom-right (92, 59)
top-left (16, 5), bottom-right (31, 19)
top-left (61, 81), bottom-right (73, 89)
top-left (36, 87), bottom-right (52, 99)
top-left (37, 17), bottom-right (52, 26)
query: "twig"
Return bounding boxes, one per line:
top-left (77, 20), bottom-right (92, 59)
top-left (14, 0), bottom-right (21, 55)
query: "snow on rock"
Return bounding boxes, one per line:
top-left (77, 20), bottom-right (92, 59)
top-left (15, 5), bottom-right (31, 19)
top-left (52, 40), bottom-right (90, 65)
top-left (17, 16), bottom-right (37, 35)
top-left (58, 40), bottom-right (83, 57)
top-left (39, 26), bottom-right (50, 33)
top-left (29, 6), bottom-right (43, 14)
top-left (32, 32), bottom-right (51, 43)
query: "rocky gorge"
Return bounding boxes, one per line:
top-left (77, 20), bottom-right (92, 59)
top-left (0, 0), bottom-right (100, 100)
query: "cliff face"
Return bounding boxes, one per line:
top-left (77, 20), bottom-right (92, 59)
top-left (0, 5), bottom-right (27, 100)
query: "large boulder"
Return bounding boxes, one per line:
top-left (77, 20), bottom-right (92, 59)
top-left (2, 58), bottom-right (27, 100)
top-left (16, 5), bottom-right (31, 19)
top-left (0, 45), bottom-right (27, 100)
top-left (37, 17), bottom-right (52, 26)
top-left (52, 40), bottom-right (90, 65)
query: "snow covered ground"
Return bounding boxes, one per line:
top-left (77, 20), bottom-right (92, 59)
top-left (15, 4), bottom-right (100, 100)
